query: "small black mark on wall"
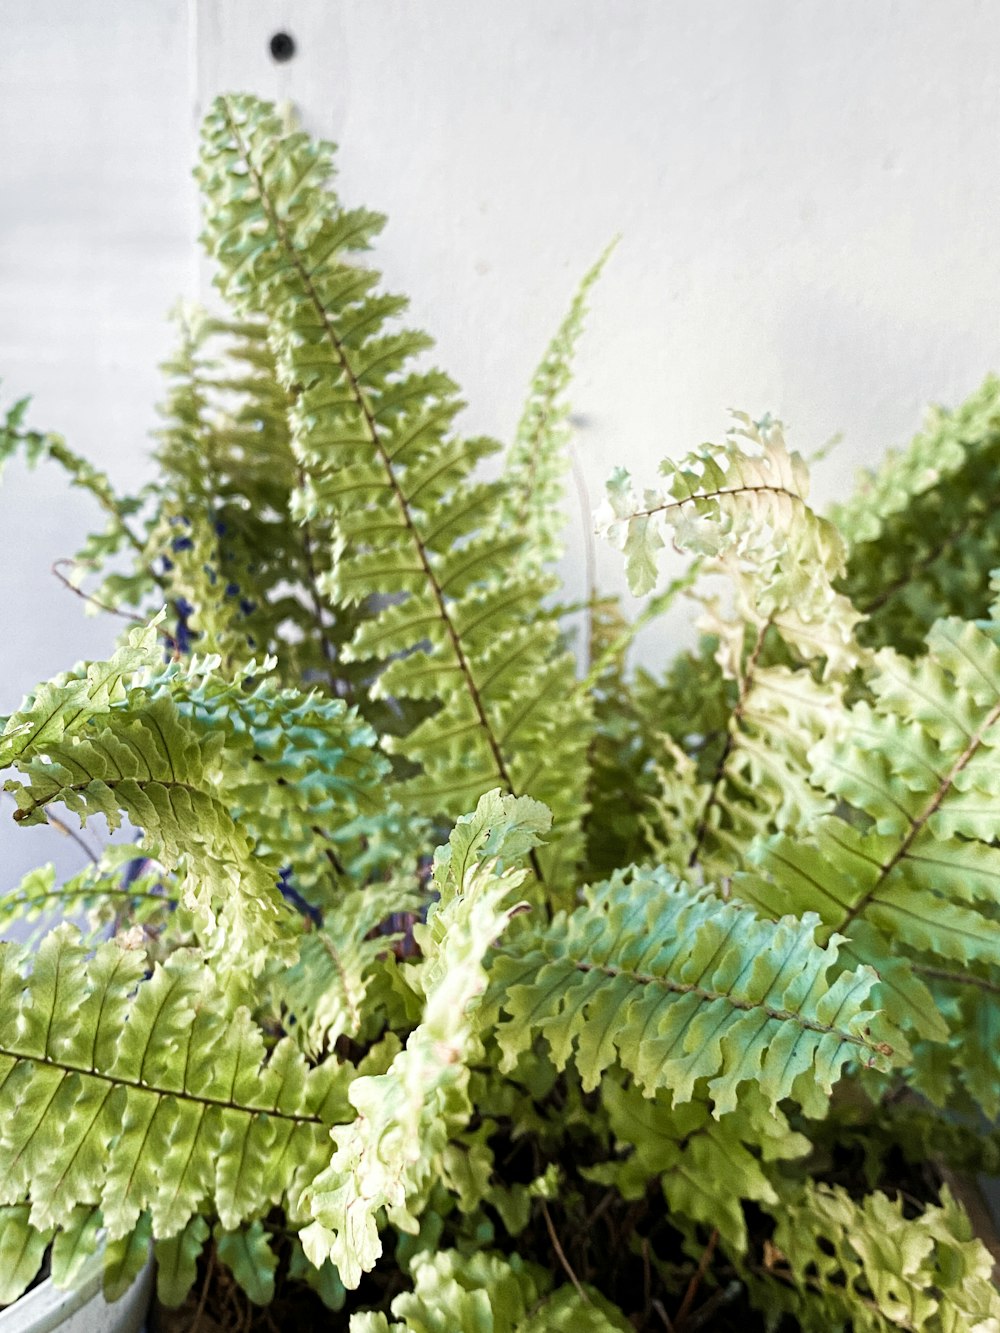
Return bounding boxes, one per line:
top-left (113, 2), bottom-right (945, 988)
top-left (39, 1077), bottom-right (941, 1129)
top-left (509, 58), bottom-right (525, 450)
top-left (269, 32), bottom-right (296, 63)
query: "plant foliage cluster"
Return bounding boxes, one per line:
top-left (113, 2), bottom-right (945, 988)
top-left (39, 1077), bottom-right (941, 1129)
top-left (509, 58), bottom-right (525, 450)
top-left (1, 94), bottom-right (999, 1330)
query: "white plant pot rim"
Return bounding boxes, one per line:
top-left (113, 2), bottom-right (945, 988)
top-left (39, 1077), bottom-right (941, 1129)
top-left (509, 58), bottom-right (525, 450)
top-left (0, 1250), bottom-right (152, 1333)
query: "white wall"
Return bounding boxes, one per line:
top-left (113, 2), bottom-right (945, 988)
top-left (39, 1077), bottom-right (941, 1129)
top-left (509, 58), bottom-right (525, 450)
top-left (4, 0), bottom-right (1000, 885)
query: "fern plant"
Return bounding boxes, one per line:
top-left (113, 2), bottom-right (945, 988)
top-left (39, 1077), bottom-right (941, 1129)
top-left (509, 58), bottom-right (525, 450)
top-left (0, 92), bottom-right (999, 1330)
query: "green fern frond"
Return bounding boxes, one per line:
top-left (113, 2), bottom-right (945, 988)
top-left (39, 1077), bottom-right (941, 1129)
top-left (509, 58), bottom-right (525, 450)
top-left (741, 618), bottom-right (1000, 964)
top-left (733, 615), bottom-right (1000, 1108)
top-left (0, 927), bottom-right (346, 1256)
top-left (500, 243), bottom-right (614, 571)
top-left (748, 1182), bottom-right (1000, 1332)
top-left (647, 614), bottom-right (836, 879)
top-left (4, 635), bottom-right (391, 965)
top-left (196, 93), bottom-right (591, 880)
top-left (0, 394), bottom-right (147, 560)
top-left (0, 850), bottom-right (173, 945)
top-left (5, 692), bottom-right (292, 966)
top-left (302, 792), bottom-right (550, 1287)
top-left (598, 413), bottom-right (861, 673)
top-left (148, 307), bottom-right (361, 682)
top-left (486, 866), bottom-right (898, 1119)
top-left (0, 617), bottom-right (162, 769)
top-left (836, 376), bottom-right (1000, 654)
top-left (588, 1078), bottom-right (808, 1253)
top-left (149, 658), bottom-right (391, 906)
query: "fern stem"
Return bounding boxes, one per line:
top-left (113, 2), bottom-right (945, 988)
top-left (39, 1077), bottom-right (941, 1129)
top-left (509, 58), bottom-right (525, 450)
top-left (570, 958), bottom-right (893, 1058)
top-left (540, 1199), bottom-right (589, 1303)
top-left (51, 560), bottom-right (179, 654)
top-left (629, 482), bottom-right (808, 522)
top-left (912, 963), bottom-right (1000, 996)
top-left (672, 1227), bottom-right (718, 1330)
top-left (0, 1047), bottom-right (325, 1126)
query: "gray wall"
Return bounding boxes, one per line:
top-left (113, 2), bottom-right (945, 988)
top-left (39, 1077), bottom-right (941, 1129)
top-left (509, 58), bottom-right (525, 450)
top-left (4, 1), bottom-right (1000, 887)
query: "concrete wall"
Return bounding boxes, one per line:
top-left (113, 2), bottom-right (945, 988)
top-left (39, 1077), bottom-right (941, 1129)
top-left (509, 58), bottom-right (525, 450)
top-left (3, 0), bottom-right (1000, 885)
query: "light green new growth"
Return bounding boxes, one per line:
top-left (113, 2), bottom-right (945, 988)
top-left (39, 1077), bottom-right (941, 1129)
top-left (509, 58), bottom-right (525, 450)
top-left (597, 412), bottom-right (861, 673)
top-left (500, 243), bottom-right (614, 571)
top-left (303, 792), bottom-right (550, 1287)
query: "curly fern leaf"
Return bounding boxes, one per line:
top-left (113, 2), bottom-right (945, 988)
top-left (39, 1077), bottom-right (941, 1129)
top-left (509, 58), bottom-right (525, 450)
top-left (486, 867), bottom-right (898, 1118)
top-left (836, 376), bottom-right (1000, 654)
top-left (0, 850), bottom-right (174, 945)
top-left (5, 691), bottom-right (292, 966)
top-left (196, 93), bottom-right (591, 878)
top-left (4, 639), bottom-right (390, 964)
top-left (749, 1182), bottom-right (1000, 1333)
top-left (351, 1248), bottom-right (631, 1333)
top-left (735, 615), bottom-right (1000, 1104)
top-left (0, 617), bottom-right (161, 768)
top-left (500, 244), bottom-right (613, 570)
top-left (598, 414), bottom-right (861, 672)
top-left (0, 1205), bottom-right (51, 1304)
top-left (149, 658), bottom-right (391, 906)
top-left (302, 791), bottom-right (550, 1287)
top-left (0, 927), bottom-right (346, 1253)
top-left (275, 881), bottom-right (422, 1057)
top-left (588, 1079), bottom-right (808, 1253)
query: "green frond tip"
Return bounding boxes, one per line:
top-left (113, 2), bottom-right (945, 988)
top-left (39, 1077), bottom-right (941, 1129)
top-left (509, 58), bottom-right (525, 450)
top-left (0, 615), bottom-right (163, 769)
top-left (0, 393), bottom-right (144, 549)
top-left (748, 1182), bottom-right (1000, 1332)
top-left (0, 926), bottom-right (346, 1254)
top-left (500, 240), bottom-right (616, 570)
top-left (486, 867), bottom-right (899, 1118)
top-left (302, 792), bottom-right (548, 1288)
top-left (596, 414), bottom-right (861, 672)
